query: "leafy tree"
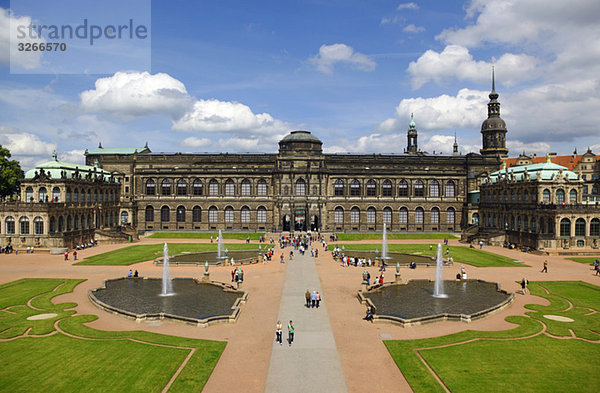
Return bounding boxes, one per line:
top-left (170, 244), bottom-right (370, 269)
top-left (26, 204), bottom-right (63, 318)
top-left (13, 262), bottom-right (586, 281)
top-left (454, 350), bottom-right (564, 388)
top-left (0, 146), bottom-right (23, 198)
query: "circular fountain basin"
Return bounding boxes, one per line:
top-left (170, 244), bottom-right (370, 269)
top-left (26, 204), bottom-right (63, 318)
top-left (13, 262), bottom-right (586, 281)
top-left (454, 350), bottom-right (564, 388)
top-left (360, 279), bottom-right (513, 326)
top-left (340, 250), bottom-right (441, 266)
top-left (158, 250), bottom-right (261, 266)
top-left (89, 277), bottom-right (247, 326)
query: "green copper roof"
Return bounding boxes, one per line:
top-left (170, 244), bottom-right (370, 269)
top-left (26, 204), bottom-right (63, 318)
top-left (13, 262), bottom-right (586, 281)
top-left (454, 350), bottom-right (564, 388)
top-left (24, 155), bottom-right (113, 181)
top-left (86, 146), bottom-right (150, 155)
top-left (486, 159), bottom-right (579, 184)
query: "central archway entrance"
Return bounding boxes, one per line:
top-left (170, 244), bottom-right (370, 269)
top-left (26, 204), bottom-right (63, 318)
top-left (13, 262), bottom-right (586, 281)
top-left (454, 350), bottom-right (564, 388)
top-left (294, 208), bottom-right (306, 231)
top-left (282, 215), bottom-right (291, 231)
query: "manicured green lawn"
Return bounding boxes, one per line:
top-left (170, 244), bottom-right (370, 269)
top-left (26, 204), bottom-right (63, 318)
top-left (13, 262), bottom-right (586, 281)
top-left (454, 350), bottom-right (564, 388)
top-left (329, 243), bottom-right (522, 267)
top-left (384, 281), bottom-right (600, 393)
top-left (76, 243), bottom-right (262, 266)
top-left (148, 232), bottom-right (265, 240)
top-left (566, 256), bottom-right (599, 265)
top-left (335, 233), bottom-right (457, 241)
top-left (0, 278), bottom-right (226, 392)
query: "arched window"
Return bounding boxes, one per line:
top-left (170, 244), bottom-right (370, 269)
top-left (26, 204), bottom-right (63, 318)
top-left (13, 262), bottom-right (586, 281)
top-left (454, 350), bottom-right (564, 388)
top-left (399, 207), bottom-right (408, 224)
top-left (25, 186), bottom-right (34, 203)
top-left (415, 207), bottom-right (424, 224)
top-left (569, 189), bottom-right (577, 203)
top-left (241, 179), bottom-right (251, 196)
top-left (296, 178), bottom-right (306, 196)
top-left (160, 206), bottom-right (170, 222)
top-left (398, 180), bottom-right (409, 197)
top-left (367, 207), bottom-right (376, 223)
top-left (52, 187), bottom-right (60, 202)
top-left (5, 216), bottom-right (15, 234)
top-left (176, 206), bottom-right (186, 222)
top-left (446, 208), bottom-right (455, 224)
top-left (257, 206), bottom-right (267, 223)
top-left (556, 189), bottom-right (565, 204)
top-left (177, 179), bottom-right (187, 196)
top-left (209, 179), bottom-right (219, 196)
top-left (209, 206), bottom-right (218, 222)
top-left (540, 217), bottom-right (545, 234)
top-left (66, 187), bottom-right (72, 203)
top-left (366, 180), bottom-right (376, 196)
top-left (334, 179), bottom-right (344, 196)
top-left (524, 190), bottom-right (529, 203)
top-left (517, 189), bottom-right (521, 202)
top-left (121, 211), bottom-right (129, 225)
top-left (94, 190), bottom-right (98, 202)
top-left (58, 216), bottom-right (64, 232)
top-left (145, 205), bottom-right (154, 222)
top-left (87, 189), bottom-right (91, 203)
top-left (74, 189), bottom-right (79, 204)
top-left (429, 180), bottom-right (440, 198)
top-left (560, 218), bottom-right (571, 237)
top-left (334, 207), bottom-right (344, 224)
top-left (524, 216), bottom-right (529, 231)
top-left (414, 180), bottom-right (424, 197)
top-left (503, 191), bottom-right (507, 203)
top-left (49, 217), bottom-right (56, 233)
top-left (66, 215), bottom-right (72, 231)
top-left (350, 179), bottom-right (360, 196)
top-left (431, 207), bottom-right (439, 224)
top-left (20, 216), bottom-right (30, 234)
top-left (382, 180), bottom-right (392, 197)
top-left (241, 206), bottom-right (250, 223)
top-left (517, 216), bottom-right (522, 230)
top-left (510, 215), bottom-right (515, 230)
top-left (510, 190), bottom-right (514, 202)
top-left (39, 187), bottom-right (47, 202)
top-left (81, 188), bottom-right (86, 203)
top-left (575, 218), bottom-right (586, 236)
top-left (531, 218), bottom-right (537, 233)
top-left (225, 179), bottom-right (235, 196)
top-left (225, 206), bottom-right (234, 222)
top-left (350, 207), bottom-right (360, 223)
top-left (542, 189), bottom-right (550, 203)
top-left (590, 218), bottom-right (600, 237)
top-left (74, 214), bottom-right (79, 230)
top-left (472, 213), bottom-right (479, 225)
top-left (193, 179), bottom-right (203, 196)
top-left (87, 215), bottom-right (92, 229)
top-left (192, 206), bottom-right (202, 222)
top-left (383, 207), bottom-right (392, 224)
top-left (257, 179), bottom-right (267, 196)
top-left (161, 179), bottom-right (171, 196)
top-left (81, 215), bottom-right (85, 229)
top-left (548, 219), bottom-right (554, 234)
top-left (445, 180), bottom-right (455, 197)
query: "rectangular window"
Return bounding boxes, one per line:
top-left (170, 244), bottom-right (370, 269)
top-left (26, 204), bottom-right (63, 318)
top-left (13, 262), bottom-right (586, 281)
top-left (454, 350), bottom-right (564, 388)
top-left (383, 210), bottom-right (391, 223)
top-left (446, 210), bottom-right (455, 224)
top-left (431, 210), bottom-right (439, 224)
top-left (415, 210), bottom-right (423, 224)
top-left (225, 210), bottom-right (234, 222)
top-left (257, 182), bottom-right (267, 196)
top-left (399, 210), bottom-right (408, 224)
top-left (225, 183), bottom-right (235, 196)
top-left (209, 209), bottom-right (218, 223)
top-left (257, 209), bottom-right (267, 223)
top-left (209, 182), bottom-right (218, 196)
top-left (241, 182), bottom-right (251, 196)
top-left (241, 209), bottom-right (250, 223)
top-left (334, 209), bottom-right (343, 224)
top-left (351, 210), bottom-right (360, 223)
top-left (367, 209), bottom-right (376, 223)
top-left (296, 182), bottom-right (306, 196)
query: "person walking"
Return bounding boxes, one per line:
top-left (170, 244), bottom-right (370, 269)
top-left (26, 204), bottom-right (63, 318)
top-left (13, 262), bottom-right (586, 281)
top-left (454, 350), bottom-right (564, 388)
top-left (316, 292), bottom-right (321, 308)
top-left (311, 291), bottom-right (316, 308)
top-left (521, 278), bottom-right (528, 294)
top-left (305, 289), bottom-right (311, 307)
top-left (287, 320), bottom-right (295, 346)
top-left (275, 321), bottom-right (283, 345)
top-left (73, 250), bottom-right (77, 261)
top-left (542, 260), bottom-right (548, 273)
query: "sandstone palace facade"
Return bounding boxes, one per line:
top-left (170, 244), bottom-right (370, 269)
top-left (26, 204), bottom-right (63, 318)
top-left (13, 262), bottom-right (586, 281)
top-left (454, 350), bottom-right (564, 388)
top-left (85, 76), bottom-right (509, 234)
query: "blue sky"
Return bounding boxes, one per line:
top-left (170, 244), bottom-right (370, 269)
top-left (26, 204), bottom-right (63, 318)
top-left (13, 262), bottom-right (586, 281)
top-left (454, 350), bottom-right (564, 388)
top-left (1, 0), bottom-right (600, 169)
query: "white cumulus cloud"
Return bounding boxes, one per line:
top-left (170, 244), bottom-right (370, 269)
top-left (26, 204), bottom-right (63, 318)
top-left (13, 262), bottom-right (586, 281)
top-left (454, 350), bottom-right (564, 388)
top-left (80, 71), bottom-right (193, 119)
top-left (181, 137), bottom-right (212, 149)
top-left (397, 2), bottom-right (419, 11)
top-left (408, 45), bottom-right (537, 89)
top-left (172, 99), bottom-right (290, 135)
top-left (1, 7), bottom-right (44, 70)
top-left (403, 24), bottom-right (425, 33)
top-left (311, 43), bottom-right (376, 74)
top-left (0, 125), bottom-right (56, 156)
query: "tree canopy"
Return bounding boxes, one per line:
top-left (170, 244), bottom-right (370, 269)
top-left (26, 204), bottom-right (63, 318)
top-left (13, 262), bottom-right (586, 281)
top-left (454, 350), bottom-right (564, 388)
top-left (0, 146), bottom-right (23, 198)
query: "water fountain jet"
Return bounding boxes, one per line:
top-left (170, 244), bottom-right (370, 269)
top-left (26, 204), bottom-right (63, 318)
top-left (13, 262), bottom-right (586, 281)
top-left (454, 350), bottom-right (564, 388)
top-left (160, 243), bottom-right (174, 296)
top-left (432, 244), bottom-right (447, 298)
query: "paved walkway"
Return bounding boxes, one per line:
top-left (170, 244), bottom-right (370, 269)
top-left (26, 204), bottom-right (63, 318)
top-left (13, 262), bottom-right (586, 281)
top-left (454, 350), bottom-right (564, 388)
top-left (265, 245), bottom-right (348, 393)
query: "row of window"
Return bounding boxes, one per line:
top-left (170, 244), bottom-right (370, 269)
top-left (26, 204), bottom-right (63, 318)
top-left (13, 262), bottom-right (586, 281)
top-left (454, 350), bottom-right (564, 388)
top-left (24, 186), bottom-right (117, 204)
top-left (333, 206), bottom-right (456, 225)
top-left (3, 212), bottom-right (118, 235)
top-left (481, 214), bottom-right (600, 237)
top-left (145, 178), bottom-right (268, 197)
top-left (482, 188), bottom-right (580, 204)
top-left (333, 179), bottom-right (456, 198)
top-left (145, 205), bottom-right (268, 223)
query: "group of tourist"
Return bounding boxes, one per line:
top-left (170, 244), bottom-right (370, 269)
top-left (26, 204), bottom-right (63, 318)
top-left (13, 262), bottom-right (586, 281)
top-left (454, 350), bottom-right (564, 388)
top-left (275, 320), bottom-right (295, 346)
top-left (24, 247), bottom-right (35, 253)
top-left (75, 240), bottom-right (97, 250)
top-left (304, 290), bottom-right (322, 308)
top-left (341, 256), bottom-right (375, 267)
top-left (231, 267), bottom-right (244, 285)
top-left (127, 269), bottom-right (139, 278)
top-left (0, 245), bottom-right (15, 254)
top-left (455, 265), bottom-right (468, 280)
top-left (594, 259), bottom-right (600, 276)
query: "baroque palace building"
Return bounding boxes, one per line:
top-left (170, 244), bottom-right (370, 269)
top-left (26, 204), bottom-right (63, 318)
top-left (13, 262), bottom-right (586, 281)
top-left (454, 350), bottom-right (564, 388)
top-left (0, 153), bottom-right (121, 248)
top-left (84, 77), bottom-right (508, 235)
